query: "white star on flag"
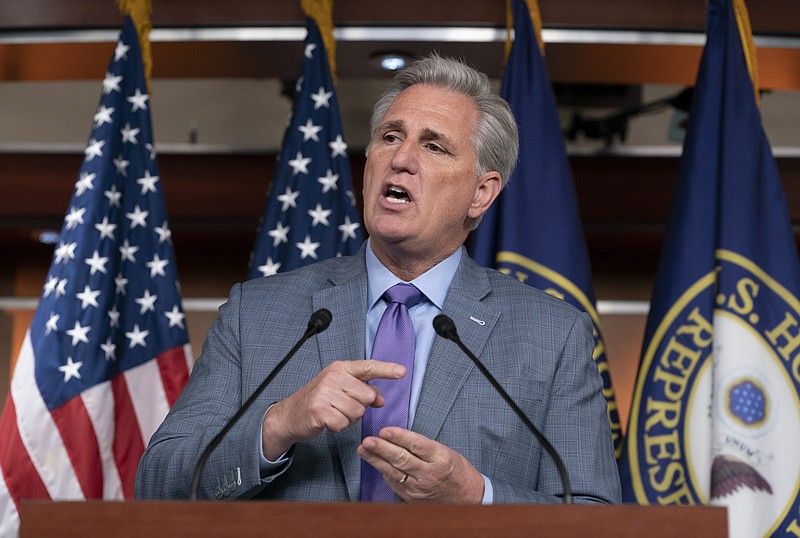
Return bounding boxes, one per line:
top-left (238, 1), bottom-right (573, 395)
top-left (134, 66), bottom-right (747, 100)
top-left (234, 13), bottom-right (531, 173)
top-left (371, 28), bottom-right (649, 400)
top-left (164, 305), bottom-right (186, 329)
top-left (94, 105), bottom-right (115, 127)
top-left (310, 87), bottom-right (333, 109)
top-left (268, 222), bottom-right (290, 247)
top-left (114, 155), bottom-right (130, 176)
top-left (100, 338), bottom-right (116, 361)
top-left (135, 289), bottom-right (158, 315)
top-left (125, 324), bottom-right (149, 349)
top-left (75, 172), bottom-right (96, 196)
top-left (329, 135), bottom-right (348, 158)
top-left (108, 305), bottom-right (121, 328)
top-left (317, 169), bottom-right (339, 193)
top-left (338, 215), bottom-right (361, 241)
top-left (103, 72), bottom-right (123, 94)
top-left (308, 203), bottom-right (332, 227)
top-left (258, 257), bottom-right (281, 276)
top-left (84, 250), bottom-right (109, 275)
top-left (127, 88), bottom-right (149, 112)
top-left (119, 239), bottom-right (139, 263)
top-left (65, 321), bottom-right (91, 346)
top-left (114, 41), bottom-right (130, 61)
top-left (304, 43), bottom-right (317, 59)
top-left (146, 254), bottom-right (169, 278)
top-left (54, 241), bottom-right (77, 264)
top-left (288, 151), bottom-right (312, 176)
top-left (43, 278), bottom-right (58, 297)
top-left (277, 186), bottom-right (300, 211)
top-left (55, 278), bottom-right (68, 297)
top-left (76, 285), bottom-right (102, 310)
top-left (65, 207), bottom-right (86, 230)
top-left (121, 122), bottom-right (140, 144)
top-left (299, 118), bottom-right (323, 142)
top-left (137, 170), bottom-right (159, 194)
top-left (154, 222), bottom-right (172, 243)
top-left (58, 357), bottom-right (83, 382)
top-left (45, 313), bottom-right (60, 334)
top-left (84, 138), bottom-right (105, 161)
top-left (126, 205), bottom-right (149, 228)
top-left (296, 235), bottom-right (321, 260)
top-left (114, 275), bottom-right (129, 295)
top-left (105, 184), bottom-right (122, 207)
top-left (95, 216), bottom-right (117, 240)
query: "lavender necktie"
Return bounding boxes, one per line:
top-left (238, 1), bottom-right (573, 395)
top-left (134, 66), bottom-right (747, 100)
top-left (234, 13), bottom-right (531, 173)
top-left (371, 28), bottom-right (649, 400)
top-left (360, 283), bottom-right (422, 502)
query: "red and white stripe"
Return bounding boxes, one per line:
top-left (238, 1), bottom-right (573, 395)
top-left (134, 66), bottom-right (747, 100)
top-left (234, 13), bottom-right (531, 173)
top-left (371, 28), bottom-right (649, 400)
top-left (0, 330), bottom-right (191, 537)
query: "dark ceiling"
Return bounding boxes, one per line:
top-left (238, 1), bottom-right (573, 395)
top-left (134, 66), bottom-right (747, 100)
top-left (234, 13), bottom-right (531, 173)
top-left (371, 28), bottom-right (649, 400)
top-left (2, 0), bottom-right (799, 87)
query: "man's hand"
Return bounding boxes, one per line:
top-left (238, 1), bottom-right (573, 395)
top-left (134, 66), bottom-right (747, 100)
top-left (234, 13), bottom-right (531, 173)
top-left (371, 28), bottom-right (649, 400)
top-left (262, 360), bottom-right (405, 460)
top-left (357, 427), bottom-right (485, 503)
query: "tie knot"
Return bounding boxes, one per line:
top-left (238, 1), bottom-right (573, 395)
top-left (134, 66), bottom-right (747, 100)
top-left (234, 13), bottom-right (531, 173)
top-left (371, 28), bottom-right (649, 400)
top-left (384, 283), bottom-right (422, 308)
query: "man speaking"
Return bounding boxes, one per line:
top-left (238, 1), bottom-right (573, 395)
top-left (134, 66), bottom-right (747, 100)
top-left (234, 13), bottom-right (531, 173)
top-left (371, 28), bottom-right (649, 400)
top-left (135, 54), bottom-right (621, 505)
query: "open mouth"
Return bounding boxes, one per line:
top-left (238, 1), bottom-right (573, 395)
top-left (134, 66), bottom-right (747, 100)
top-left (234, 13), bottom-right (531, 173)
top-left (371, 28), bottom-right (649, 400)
top-left (385, 186), bottom-right (411, 204)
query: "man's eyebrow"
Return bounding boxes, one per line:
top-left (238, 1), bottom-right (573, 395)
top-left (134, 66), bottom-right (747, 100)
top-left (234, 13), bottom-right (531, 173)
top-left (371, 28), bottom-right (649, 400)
top-left (420, 127), bottom-right (453, 147)
top-left (379, 119), bottom-right (405, 132)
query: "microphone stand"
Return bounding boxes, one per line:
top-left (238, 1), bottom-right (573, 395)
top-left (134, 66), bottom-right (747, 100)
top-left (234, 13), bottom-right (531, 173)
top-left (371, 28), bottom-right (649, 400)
top-left (189, 308), bottom-right (332, 500)
top-left (433, 314), bottom-right (573, 504)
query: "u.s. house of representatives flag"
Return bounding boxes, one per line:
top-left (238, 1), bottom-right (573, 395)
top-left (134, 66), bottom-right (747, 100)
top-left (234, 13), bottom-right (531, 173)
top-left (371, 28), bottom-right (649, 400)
top-left (0, 17), bottom-right (191, 537)
top-left (248, 17), bottom-right (363, 279)
top-left (470, 0), bottom-right (622, 455)
top-left (618, 0), bottom-right (800, 536)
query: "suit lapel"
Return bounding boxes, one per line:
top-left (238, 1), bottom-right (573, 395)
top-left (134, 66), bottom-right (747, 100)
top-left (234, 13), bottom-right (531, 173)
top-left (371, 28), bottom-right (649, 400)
top-left (312, 251), bottom-right (368, 501)
top-left (413, 254), bottom-right (500, 441)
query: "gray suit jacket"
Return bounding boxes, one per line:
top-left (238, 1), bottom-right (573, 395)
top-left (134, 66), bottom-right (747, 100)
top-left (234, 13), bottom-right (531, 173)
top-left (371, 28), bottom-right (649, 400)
top-left (135, 245), bottom-right (621, 504)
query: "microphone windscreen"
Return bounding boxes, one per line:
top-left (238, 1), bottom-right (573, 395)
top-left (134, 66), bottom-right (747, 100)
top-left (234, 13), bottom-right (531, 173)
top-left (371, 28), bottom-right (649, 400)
top-left (433, 314), bottom-right (457, 339)
top-left (309, 308), bottom-right (333, 333)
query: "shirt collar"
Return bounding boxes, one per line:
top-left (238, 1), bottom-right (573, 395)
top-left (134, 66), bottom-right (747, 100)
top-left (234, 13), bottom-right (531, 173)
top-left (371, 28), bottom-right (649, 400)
top-left (365, 238), bottom-right (462, 310)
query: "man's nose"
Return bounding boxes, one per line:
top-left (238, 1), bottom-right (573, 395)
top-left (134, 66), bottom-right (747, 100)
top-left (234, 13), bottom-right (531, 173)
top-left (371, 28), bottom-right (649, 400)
top-left (389, 140), bottom-right (419, 175)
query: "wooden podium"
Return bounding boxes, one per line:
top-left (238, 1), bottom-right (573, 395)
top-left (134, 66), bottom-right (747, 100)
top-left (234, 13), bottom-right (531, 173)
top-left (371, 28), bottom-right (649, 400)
top-left (20, 500), bottom-right (727, 537)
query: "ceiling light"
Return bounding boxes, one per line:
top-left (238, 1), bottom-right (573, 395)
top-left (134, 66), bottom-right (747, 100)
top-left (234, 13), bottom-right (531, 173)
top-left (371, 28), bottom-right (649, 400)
top-left (370, 52), bottom-right (414, 72)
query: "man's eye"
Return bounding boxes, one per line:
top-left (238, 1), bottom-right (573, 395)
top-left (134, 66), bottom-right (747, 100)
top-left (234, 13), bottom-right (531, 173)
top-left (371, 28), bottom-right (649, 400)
top-left (426, 143), bottom-right (446, 153)
top-left (383, 133), bottom-right (399, 143)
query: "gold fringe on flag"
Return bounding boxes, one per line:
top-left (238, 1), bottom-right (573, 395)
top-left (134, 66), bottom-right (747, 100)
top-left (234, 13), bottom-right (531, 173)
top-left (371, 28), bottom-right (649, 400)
top-left (733, 0), bottom-right (760, 105)
top-left (116, 0), bottom-right (153, 94)
top-left (301, 0), bottom-right (338, 83)
top-left (504, 0), bottom-right (545, 66)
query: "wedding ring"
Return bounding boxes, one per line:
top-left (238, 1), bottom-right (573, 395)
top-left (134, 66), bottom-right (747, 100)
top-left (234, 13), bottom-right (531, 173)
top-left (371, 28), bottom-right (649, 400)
top-left (398, 473), bottom-right (409, 484)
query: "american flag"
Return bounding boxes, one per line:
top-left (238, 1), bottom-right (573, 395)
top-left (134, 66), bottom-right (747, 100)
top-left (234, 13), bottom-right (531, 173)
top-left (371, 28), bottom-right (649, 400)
top-left (248, 17), bottom-right (363, 279)
top-left (0, 17), bottom-right (191, 536)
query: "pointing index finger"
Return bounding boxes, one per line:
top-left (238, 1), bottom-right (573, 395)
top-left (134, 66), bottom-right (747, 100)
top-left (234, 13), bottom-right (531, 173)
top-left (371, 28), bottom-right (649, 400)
top-left (346, 360), bottom-right (406, 382)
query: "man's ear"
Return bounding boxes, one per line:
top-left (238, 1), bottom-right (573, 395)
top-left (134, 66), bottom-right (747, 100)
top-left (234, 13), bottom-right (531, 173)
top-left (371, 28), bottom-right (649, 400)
top-left (468, 171), bottom-right (502, 220)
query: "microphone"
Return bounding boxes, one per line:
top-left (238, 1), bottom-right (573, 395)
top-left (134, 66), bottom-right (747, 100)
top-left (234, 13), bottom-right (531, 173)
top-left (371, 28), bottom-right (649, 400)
top-left (432, 314), bottom-right (573, 504)
top-left (189, 308), bottom-right (333, 500)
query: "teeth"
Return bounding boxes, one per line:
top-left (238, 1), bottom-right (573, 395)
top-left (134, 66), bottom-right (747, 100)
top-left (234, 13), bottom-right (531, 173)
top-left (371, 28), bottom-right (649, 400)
top-left (385, 186), bottom-right (410, 203)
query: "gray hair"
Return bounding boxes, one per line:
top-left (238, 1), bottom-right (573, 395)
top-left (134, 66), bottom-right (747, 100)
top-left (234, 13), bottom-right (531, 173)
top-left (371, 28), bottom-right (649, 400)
top-left (368, 53), bottom-right (519, 190)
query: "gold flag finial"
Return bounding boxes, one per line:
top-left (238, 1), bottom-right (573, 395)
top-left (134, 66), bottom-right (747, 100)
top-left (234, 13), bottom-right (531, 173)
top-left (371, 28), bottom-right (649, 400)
top-left (116, 0), bottom-right (153, 94)
top-left (301, 0), bottom-right (337, 82)
top-left (733, 0), bottom-right (760, 105)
